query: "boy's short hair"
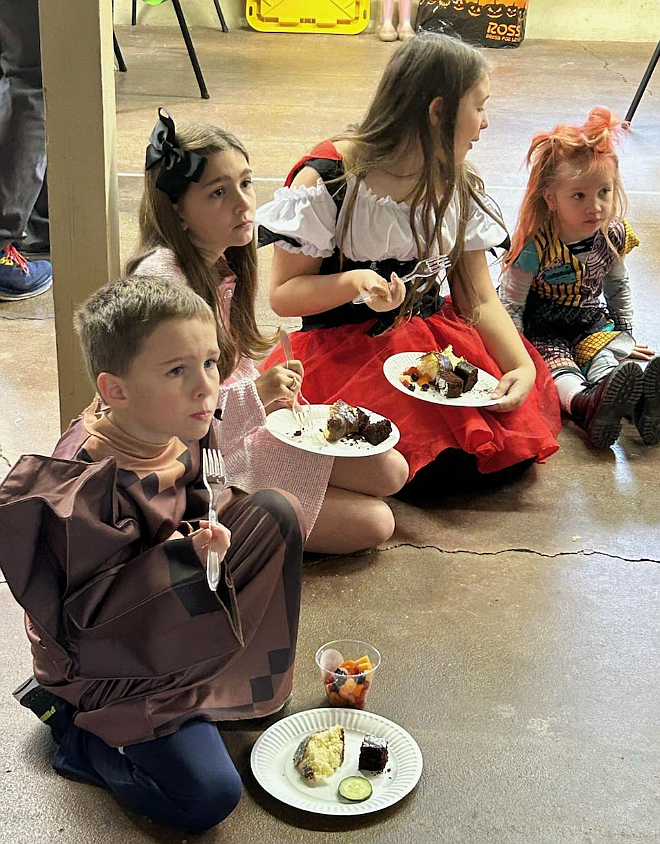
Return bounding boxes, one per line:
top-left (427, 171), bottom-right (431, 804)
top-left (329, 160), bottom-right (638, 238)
top-left (75, 275), bottom-right (216, 384)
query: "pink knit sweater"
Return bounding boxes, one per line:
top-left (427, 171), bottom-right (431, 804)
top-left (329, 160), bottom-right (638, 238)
top-left (134, 246), bottom-right (333, 531)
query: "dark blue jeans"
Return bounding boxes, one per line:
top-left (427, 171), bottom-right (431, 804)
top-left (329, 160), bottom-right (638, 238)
top-left (52, 719), bottom-right (243, 832)
top-left (0, 0), bottom-right (48, 249)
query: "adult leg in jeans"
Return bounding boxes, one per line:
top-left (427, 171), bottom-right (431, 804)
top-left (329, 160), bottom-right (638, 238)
top-left (21, 171), bottom-right (49, 253)
top-left (52, 719), bottom-right (243, 833)
top-left (0, 0), bottom-right (47, 250)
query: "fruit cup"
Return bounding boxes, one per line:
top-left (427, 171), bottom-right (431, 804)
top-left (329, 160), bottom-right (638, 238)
top-left (315, 639), bottom-right (381, 710)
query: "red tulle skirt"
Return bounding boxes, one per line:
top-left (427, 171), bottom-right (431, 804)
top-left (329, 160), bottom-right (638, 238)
top-left (263, 305), bottom-right (561, 480)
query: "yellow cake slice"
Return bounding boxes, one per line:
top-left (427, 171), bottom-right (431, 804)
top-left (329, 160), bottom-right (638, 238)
top-left (293, 725), bottom-right (345, 782)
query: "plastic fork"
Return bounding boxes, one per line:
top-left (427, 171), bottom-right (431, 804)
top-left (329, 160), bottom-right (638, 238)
top-left (352, 254), bottom-right (451, 305)
top-left (202, 447), bottom-right (228, 591)
top-left (280, 328), bottom-right (313, 432)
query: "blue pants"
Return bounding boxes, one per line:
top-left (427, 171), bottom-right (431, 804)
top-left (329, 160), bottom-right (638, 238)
top-left (52, 720), bottom-right (242, 832)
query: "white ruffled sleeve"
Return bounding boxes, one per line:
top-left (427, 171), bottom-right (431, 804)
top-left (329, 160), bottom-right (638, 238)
top-left (255, 179), bottom-right (338, 259)
top-left (464, 194), bottom-right (508, 252)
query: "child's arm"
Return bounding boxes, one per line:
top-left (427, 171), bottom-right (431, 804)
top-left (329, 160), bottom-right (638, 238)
top-left (498, 261), bottom-right (533, 331)
top-left (603, 257), bottom-right (655, 360)
top-left (269, 167), bottom-right (405, 317)
top-left (456, 250), bottom-right (536, 412)
top-left (602, 256), bottom-right (633, 331)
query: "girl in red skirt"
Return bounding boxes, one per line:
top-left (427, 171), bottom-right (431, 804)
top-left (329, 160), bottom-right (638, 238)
top-left (256, 33), bottom-right (560, 485)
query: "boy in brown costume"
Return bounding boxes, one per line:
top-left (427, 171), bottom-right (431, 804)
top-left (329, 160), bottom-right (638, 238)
top-left (0, 277), bottom-right (304, 832)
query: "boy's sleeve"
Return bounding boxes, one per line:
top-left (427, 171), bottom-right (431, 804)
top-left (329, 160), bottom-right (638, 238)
top-left (0, 455), bottom-right (243, 680)
top-left (499, 242), bottom-right (538, 331)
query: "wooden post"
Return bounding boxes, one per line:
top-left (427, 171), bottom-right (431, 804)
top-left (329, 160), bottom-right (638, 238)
top-left (39, 0), bottom-right (120, 431)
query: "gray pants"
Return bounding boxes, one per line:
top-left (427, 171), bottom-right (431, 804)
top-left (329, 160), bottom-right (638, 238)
top-left (0, 0), bottom-right (48, 251)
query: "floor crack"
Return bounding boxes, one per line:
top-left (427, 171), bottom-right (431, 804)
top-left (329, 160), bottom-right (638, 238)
top-left (579, 43), bottom-right (658, 100)
top-left (0, 314), bottom-right (51, 322)
top-left (306, 542), bottom-right (660, 566)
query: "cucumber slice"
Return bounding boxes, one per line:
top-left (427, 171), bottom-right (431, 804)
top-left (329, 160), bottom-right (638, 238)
top-left (338, 776), bottom-right (373, 802)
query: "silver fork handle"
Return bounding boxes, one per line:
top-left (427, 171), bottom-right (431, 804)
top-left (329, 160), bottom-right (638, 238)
top-left (206, 507), bottom-right (220, 591)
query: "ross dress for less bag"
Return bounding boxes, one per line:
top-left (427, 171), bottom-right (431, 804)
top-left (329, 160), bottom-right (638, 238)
top-left (417, 0), bottom-right (529, 49)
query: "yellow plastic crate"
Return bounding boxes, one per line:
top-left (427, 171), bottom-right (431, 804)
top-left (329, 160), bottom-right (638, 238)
top-left (246, 0), bottom-right (370, 34)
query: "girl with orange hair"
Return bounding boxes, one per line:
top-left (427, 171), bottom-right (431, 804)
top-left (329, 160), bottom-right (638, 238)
top-left (500, 107), bottom-right (659, 449)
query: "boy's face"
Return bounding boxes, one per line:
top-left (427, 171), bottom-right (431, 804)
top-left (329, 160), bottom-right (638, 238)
top-left (109, 317), bottom-right (221, 444)
top-left (176, 148), bottom-right (256, 264)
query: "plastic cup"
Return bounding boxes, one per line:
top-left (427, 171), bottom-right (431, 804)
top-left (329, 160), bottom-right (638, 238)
top-left (315, 639), bottom-right (381, 710)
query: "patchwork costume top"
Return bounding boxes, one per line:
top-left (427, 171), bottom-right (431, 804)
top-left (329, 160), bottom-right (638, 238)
top-left (256, 141), bottom-right (560, 479)
top-left (499, 218), bottom-right (639, 375)
top-left (0, 402), bottom-right (304, 747)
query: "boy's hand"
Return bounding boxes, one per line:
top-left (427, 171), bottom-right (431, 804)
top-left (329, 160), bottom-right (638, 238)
top-left (191, 521), bottom-right (232, 567)
top-left (256, 360), bottom-right (304, 407)
top-left (490, 365), bottom-right (535, 412)
top-left (630, 343), bottom-right (655, 362)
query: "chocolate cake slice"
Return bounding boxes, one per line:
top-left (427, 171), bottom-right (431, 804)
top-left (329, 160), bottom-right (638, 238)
top-left (454, 360), bottom-right (478, 393)
top-left (435, 370), bottom-right (463, 398)
top-left (358, 734), bottom-right (388, 773)
top-left (362, 419), bottom-right (392, 445)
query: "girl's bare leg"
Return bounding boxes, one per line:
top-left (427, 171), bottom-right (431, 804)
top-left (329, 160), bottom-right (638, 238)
top-left (329, 449), bottom-right (409, 497)
top-left (397, 0), bottom-right (414, 40)
top-left (379, 0), bottom-right (397, 41)
top-left (305, 487), bottom-right (396, 554)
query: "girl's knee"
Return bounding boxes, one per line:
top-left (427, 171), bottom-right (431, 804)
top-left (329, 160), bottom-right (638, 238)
top-left (378, 450), bottom-right (409, 496)
top-left (362, 501), bottom-right (396, 547)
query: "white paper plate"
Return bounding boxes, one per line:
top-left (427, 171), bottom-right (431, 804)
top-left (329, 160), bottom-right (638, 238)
top-left (383, 351), bottom-right (502, 408)
top-left (265, 405), bottom-right (400, 457)
top-left (250, 707), bottom-right (423, 815)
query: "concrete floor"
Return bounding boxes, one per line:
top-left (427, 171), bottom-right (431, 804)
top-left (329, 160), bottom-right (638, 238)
top-left (1, 29), bottom-right (659, 844)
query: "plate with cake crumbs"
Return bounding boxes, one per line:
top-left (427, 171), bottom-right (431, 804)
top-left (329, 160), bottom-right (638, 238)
top-left (383, 350), bottom-right (502, 407)
top-left (265, 402), bottom-right (400, 457)
top-left (250, 707), bottom-right (423, 816)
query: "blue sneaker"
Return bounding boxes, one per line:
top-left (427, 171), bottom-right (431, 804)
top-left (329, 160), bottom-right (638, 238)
top-left (0, 244), bottom-right (52, 301)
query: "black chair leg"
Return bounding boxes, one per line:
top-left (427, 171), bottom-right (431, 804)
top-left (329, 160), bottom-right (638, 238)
top-left (113, 31), bottom-right (128, 72)
top-left (212, 0), bottom-right (229, 33)
top-left (625, 39), bottom-right (660, 124)
top-left (131, 0), bottom-right (137, 26)
top-left (171, 0), bottom-right (210, 99)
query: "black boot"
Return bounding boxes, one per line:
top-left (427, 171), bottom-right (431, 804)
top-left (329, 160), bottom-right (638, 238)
top-left (570, 361), bottom-right (644, 449)
top-left (633, 356), bottom-right (660, 445)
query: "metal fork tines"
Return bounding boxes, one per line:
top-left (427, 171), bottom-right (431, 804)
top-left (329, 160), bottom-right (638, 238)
top-left (202, 447), bottom-right (228, 592)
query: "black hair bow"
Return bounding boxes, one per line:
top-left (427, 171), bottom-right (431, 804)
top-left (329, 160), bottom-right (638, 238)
top-left (145, 108), bottom-right (207, 202)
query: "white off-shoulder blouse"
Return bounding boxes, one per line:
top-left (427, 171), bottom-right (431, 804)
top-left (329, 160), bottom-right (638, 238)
top-left (256, 175), bottom-right (507, 263)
